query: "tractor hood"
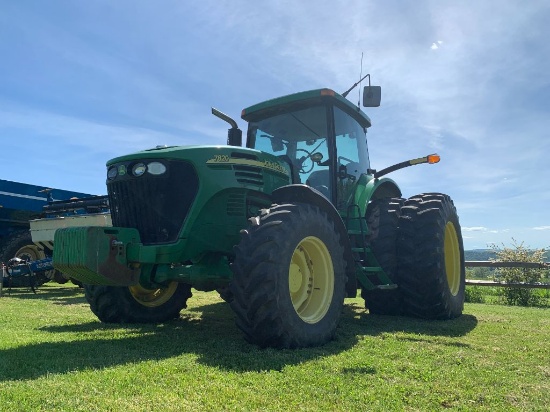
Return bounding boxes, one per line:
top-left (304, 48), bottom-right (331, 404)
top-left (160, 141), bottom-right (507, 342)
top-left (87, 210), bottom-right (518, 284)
top-left (106, 145), bottom-right (291, 179)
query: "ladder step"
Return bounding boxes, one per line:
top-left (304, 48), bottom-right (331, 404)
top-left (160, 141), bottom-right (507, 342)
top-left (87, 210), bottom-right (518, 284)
top-left (360, 266), bottom-right (384, 273)
top-left (374, 284), bottom-right (398, 290)
top-left (352, 247), bottom-right (372, 254)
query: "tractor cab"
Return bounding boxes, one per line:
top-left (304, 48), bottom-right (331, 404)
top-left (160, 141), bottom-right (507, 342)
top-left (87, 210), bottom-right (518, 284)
top-left (242, 88), bottom-right (377, 210)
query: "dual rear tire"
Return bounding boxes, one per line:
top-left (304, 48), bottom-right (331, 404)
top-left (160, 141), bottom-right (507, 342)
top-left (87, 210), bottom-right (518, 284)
top-left (362, 193), bottom-right (465, 319)
top-left (397, 193), bottom-right (465, 319)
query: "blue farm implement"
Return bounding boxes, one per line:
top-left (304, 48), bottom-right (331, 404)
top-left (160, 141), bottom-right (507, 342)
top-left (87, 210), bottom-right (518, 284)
top-left (0, 178), bottom-right (99, 288)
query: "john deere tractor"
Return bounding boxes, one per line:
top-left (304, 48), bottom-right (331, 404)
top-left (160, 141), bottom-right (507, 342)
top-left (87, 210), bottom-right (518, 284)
top-left (53, 82), bottom-right (465, 348)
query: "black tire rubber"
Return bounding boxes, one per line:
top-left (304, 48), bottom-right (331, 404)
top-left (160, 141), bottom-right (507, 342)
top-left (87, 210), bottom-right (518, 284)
top-left (361, 198), bottom-right (404, 315)
top-left (0, 230), bottom-right (49, 287)
top-left (216, 286), bottom-right (233, 303)
top-left (84, 282), bottom-right (192, 323)
top-left (397, 193), bottom-right (465, 319)
top-left (230, 202), bottom-right (347, 349)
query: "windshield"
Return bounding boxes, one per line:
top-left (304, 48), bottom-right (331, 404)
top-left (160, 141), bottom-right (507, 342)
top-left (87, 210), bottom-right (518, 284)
top-left (247, 105), bottom-right (330, 188)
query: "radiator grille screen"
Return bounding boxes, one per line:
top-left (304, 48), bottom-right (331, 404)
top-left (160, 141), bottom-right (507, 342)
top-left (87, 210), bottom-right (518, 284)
top-left (107, 160), bottom-right (198, 245)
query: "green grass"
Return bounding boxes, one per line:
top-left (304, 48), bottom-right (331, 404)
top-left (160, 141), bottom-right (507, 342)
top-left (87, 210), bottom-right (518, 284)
top-left (1, 284), bottom-right (549, 411)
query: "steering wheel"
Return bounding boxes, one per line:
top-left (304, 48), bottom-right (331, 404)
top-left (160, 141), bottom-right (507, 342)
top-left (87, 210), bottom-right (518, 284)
top-left (296, 149), bottom-right (314, 174)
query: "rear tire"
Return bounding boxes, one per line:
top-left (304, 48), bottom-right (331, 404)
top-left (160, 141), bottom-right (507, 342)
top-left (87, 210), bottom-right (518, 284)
top-left (397, 193), bottom-right (465, 319)
top-left (84, 282), bottom-right (192, 323)
top-left (230, 203), bottom-right (347, 348)
top-left (361, 198), bottom-right (404, 315)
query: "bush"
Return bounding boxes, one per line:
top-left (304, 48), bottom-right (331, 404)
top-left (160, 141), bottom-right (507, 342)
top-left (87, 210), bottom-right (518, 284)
top-left (490, 240), bottom-right (548, 307)
top-left (465, 286), bottom-right (485, 303)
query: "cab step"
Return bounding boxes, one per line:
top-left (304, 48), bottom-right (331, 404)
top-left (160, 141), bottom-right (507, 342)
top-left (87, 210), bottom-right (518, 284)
top-left (374, 284), bottom-right (398, 290)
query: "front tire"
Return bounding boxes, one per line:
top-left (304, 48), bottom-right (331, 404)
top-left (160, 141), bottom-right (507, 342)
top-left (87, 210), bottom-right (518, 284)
top-left (397, 193), bottom-right (465, 319)
top-left (230, 203), bottom-right (347, 348)
top-left (84, 282), bottom-right (192, 323)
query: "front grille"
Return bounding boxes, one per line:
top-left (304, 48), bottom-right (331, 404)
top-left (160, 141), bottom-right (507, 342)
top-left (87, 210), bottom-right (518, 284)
top-left (107, 160), bottom-right (198, 245)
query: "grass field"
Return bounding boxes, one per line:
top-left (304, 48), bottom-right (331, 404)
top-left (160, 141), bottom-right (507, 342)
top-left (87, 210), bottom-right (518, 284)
top-left (0, 284), bottom-right (548, 411)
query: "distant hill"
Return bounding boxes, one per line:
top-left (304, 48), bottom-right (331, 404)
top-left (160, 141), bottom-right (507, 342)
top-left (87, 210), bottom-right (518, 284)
top-left (464, 249), bottom-right (549, 262)
top-left (464, 249), bottom-right (497, 261)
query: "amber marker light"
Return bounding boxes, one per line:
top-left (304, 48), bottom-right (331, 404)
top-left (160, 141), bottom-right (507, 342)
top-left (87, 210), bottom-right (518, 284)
top-left (320, 89), bottom-right (335, 96)
top-left (427, 154), bottom-right (441, 164)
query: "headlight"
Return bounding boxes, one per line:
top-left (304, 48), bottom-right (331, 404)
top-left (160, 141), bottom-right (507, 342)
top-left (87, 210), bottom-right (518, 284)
top-left (132, 163), bottom-right (147, 177)
top-left (107, 166), bottom-right (118, 180)
top-left (147, 162), bottom-right (167, 175)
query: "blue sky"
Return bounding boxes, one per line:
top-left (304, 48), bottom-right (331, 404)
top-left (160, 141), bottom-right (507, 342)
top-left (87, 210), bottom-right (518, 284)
top-left (1, 1), bottom-right (549, 250)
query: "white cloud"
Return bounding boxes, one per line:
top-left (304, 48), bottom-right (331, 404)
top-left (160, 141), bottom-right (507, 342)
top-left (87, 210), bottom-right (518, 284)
top-left (533, 226), bottom-right (550, 231)
top-left (463, 227), bottom-right (488, 232)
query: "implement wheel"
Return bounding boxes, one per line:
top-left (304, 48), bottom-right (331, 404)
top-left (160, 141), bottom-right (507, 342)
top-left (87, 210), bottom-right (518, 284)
top-left (230, 202), bottom-right (347, 348)
top-left (0, 230), bottom-right (49, 287)
top-left (361, 198), bottom-right (404, 315)
top-left (397, 193), bottom-right (465, 319)
top-left (84, 282), bottom-right (192, 323)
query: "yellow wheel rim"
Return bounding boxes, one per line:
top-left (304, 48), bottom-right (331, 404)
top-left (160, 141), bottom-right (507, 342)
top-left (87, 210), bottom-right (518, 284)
top-left (444, 222), bottom-right (461, 296)
top-left (15, 244), bottom-right (46, 261)
top-left (288, 236), bottom-right (334, 324)
top-left (128, 282), bottom-right (178, 308)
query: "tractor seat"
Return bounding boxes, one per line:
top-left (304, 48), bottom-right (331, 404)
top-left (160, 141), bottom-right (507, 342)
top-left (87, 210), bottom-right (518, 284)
top-left (306, 170), bottom-right (330, 199)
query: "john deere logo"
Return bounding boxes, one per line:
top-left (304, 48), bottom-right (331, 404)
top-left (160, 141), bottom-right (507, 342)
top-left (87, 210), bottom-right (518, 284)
top-left (206, 157), bottom-right (289, 176)
top-left (262, 160), bottom-right (288, 175)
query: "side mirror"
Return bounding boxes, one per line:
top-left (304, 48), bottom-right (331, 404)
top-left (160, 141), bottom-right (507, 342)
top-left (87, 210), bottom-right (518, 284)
top-left (363, 86), bottom-right (381, 107)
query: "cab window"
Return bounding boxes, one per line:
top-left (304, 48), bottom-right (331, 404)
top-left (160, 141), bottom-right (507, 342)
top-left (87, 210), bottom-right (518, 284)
top-left (333, 106), bottom-right (370, 206)
top-left (247, 106), bottom-right (330, 195)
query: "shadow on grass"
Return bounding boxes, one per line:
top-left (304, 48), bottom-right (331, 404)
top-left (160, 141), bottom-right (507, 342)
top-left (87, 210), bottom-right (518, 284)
top-left (2, 301), bottom-right (358, 381)
top-left (1, 300), bottom-right (478, 381)
top-left (344, 302), bottom-right (478, 336)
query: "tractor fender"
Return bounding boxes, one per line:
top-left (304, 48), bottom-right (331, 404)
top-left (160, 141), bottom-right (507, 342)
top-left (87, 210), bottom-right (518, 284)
top-left (370, 178), bottom-right (402, 199)
top-left (271, 184), bottom-right (357, 298)
top-left (358, 177), bottom-right (402, 213)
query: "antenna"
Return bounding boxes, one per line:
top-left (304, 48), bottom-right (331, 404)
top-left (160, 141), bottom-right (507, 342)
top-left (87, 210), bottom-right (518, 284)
top-left (358, 52), bottom-right (363, 107)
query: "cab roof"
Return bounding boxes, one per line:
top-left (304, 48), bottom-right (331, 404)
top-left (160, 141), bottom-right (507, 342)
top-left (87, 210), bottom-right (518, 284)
top-left (241, 88), bottom-right (372, 129)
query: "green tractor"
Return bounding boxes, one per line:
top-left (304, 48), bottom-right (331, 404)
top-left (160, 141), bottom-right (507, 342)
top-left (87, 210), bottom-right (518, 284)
top-left (53, 82), bottom-right (465, 348)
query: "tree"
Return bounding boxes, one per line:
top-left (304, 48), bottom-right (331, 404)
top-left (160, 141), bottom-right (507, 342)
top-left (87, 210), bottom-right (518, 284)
top-left (490, 239), bottom-right (548, 306)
